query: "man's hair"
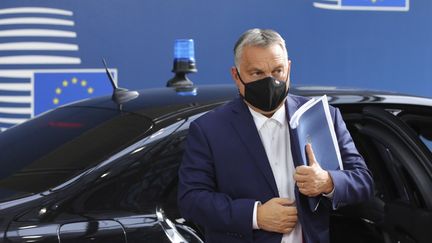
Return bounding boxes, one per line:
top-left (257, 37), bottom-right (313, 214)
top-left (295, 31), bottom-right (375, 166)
top-left (234, 28), bottom-right (288, 68)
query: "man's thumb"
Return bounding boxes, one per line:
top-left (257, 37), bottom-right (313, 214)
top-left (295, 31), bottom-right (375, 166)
top-left (306, 143), bottom-right (318, 166)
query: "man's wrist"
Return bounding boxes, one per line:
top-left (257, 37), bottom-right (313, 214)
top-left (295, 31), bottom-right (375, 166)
top-left (323, 171), bottom-right (334, 194)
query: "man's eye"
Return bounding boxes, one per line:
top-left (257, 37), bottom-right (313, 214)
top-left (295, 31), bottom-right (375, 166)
top-left (251, 72), bottom-right (262, 76)
top-left (272, 69), bottom-right (284, 79)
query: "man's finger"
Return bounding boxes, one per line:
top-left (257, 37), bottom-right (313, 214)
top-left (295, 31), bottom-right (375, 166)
top-left (295, 165), bottom-right (311, 175)
top-left (298, 187), bottom-right (308, 195)
top-left (284, 206), bottom-right (297, 215)
top-left (281, 227), bottom-right (295, 234)
top-left (297, 181), bottom-right (312, 192)
top-left (306, 143), bottom-right (318, 166)
top-left (293, 173), bottom-right (308, 182)
top-left (271, 197), bottom-right (294, 205)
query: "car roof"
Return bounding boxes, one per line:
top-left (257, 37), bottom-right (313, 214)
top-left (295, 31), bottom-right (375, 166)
top-left (67, 85), bottom-right (238, 119)
top-left (293, 86), bottom-right (432, 106)
top-left (66, 84), bottom-right (432, 119)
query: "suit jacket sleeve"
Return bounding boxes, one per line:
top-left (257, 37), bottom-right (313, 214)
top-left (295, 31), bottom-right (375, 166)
top-left (178, 120), bottom-right (255, 236)
top-left (327, 107), bottom-right (374, 209)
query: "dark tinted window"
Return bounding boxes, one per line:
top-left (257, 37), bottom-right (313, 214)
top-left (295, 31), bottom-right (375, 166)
top-left (410, 121), bottom-right (432, 152)
top-left (75, 123), bottom-right (189, 215)
top-left (419, 135), bottom-right (432, 152)
top-left (68, 112), bottom-right (209, 215)
top-left (346, 109), bottom-right (430, 208)
top-left (399, 112), bottom-right (432, 153)
top-left (0, 107), bottom-right (152, 202)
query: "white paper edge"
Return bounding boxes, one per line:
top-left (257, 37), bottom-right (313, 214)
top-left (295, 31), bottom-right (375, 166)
top-left (290, 96), bottom-right (321, 128)
top-left (322, 95), bottom-right (344, 170)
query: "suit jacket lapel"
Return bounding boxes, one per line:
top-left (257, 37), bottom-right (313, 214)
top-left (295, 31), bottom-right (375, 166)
top-left (286, 95), bottom-right (303, 168)
top-left (230, 98), bottom-right (279, 196)
top-left (286, 95), bottom-right (299, 122)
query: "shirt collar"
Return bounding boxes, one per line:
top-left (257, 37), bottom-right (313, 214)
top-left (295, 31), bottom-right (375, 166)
top-left (248, 102), bottom-right (287, 130)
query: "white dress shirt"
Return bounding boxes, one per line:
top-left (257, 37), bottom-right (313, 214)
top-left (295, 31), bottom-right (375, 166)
top-left (248, 104), bottom-right (302, 243)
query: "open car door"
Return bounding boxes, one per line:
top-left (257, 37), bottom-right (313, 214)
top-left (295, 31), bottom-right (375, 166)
top-left (331, 105), bottom-right (432, 243)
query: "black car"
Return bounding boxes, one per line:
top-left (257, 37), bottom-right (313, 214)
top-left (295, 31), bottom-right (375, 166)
top-left (0, 84), bottom-right (431, 243)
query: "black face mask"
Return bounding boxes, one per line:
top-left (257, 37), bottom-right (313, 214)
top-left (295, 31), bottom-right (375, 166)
top-left (237, 69), bottom-right (288, 112)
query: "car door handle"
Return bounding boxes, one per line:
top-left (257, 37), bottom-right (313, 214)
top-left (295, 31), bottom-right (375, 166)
top-left (156, 207), bottom-right (187, 243)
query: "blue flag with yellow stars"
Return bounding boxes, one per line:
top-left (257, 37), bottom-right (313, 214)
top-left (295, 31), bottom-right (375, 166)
top-left (33, 71), bottom-right (114, 115)
top-left (342, 0), bottom-right (407, 7)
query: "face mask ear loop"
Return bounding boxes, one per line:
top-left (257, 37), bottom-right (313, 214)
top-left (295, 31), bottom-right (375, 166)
top-left (284, 72), bottom-right (290, 95)
top-left (235, 68), bottom-right (247, 98)
top-left (236, 68), bottom-right (247, 85)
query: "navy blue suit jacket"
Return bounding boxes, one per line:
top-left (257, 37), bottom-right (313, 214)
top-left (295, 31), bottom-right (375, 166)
top-left (178, 95), bottom-right (373, 243)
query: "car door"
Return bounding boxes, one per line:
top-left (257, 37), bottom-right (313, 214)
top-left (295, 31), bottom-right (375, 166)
top-left (5, 206), bottom-right (127, 243)
top-left (54, 116), bottom-right (204, 243)
top-left (3, 116), bottom-right (203, 243)
top-left (58, 220), bottom-right (126, 243)
top-left (332, 105), bottom-right (432, 243)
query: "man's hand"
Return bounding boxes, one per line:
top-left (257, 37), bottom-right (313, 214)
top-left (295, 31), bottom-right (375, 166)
top-left (257, 198), bottom-right (297, 234)
top-left (294, 143), bottom-right (334, 197)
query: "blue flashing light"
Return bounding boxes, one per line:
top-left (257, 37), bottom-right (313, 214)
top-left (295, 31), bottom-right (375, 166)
top-left (174, 39), bottom-right (195, 61)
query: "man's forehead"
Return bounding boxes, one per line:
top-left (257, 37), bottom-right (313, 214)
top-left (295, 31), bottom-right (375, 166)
top-left (240, 45), bottom-right (287, 69)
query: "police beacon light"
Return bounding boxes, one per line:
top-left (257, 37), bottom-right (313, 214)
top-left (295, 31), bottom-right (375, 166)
top-left (166, 39), bottom-right (197, 88)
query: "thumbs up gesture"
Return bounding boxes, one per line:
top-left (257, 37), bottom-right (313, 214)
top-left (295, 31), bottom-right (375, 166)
top-left (294, 143), bottom-right (334, 197)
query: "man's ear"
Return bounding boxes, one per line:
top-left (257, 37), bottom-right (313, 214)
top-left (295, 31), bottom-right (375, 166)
top-left (231, 66), bottom-right (245, 95)
top-left (231, 66), bottom-right (241, 86)
top-left (287, 60), bottom-right (292, 76)
top-left (286, 60), bottom-right (292, 83)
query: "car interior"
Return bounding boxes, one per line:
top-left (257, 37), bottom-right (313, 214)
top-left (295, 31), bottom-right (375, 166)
top-left (331, 105), bottom-right (432, 243)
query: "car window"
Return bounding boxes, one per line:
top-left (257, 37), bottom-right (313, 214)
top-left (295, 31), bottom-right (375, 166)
top-left (0, 107), bottom-right (152, 202)
top-left (344, 107), bottom-right (432, 209)
top-left (345, 122), bottom-right (401, 204)
top-left (399, 112), bottom-right (432, 153)
top-left (419, 136), bottom-right (432, 152)
top-left (68, 112), bottom-right (206, 216)
top-left (408, 121), bottom-right (432, 152)
top-left (70, 135), bottom-right (180, 213)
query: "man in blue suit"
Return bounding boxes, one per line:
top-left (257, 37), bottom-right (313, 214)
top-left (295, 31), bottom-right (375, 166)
top-left (178, 28), bottom-right (373, 243)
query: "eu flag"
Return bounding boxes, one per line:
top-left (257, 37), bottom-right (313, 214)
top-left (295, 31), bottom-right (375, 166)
top-left (33, 71), bottom-right (115, 115)
top-left (342, 0), bottom-right (407, 7)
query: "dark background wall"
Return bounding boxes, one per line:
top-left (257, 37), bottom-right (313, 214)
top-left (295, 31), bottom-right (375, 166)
top-left (1, 0), bottom-right (431, 97)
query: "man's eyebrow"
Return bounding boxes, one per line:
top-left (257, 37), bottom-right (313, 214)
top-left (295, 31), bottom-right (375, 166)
top-left (272, 65), bottom-right (285, 70)
top-left (246, 67), bottom-right (264, 73)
